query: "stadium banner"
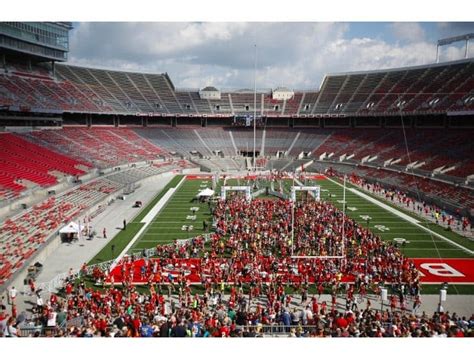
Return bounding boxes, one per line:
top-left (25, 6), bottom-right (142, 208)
top-left (412, 258), bottom-right (474, 283)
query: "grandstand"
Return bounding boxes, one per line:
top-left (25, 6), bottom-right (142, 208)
top-left (1, 58), bottom-right (472, 118)
top-left (0, 22), bottom-right (473, 339)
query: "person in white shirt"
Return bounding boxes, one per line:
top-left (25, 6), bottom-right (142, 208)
top-left (8, 287), bottom-right (17, 305)
top-left (47, 311), bottom-right (57, 327)
top-left (36, 294), bottom-right (44, 310)
top-left (5, 317), bottom-right (19, 337)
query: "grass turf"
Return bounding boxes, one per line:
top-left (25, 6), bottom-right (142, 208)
top-left (288, 177), bottom-right (474, 259)
top-left (88, 175), bottom-right (183, 264)
top-left (88, 174), bottom-right (474, 294)
top-left (128, 177), bottom-right (221, 251)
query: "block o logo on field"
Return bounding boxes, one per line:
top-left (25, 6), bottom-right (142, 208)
top-left (413, 259), bottom-right (474, 283)
top-left (418, 263), bottom-right (465, 277)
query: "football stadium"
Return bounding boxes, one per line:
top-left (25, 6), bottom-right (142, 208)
top-left (0, 19), bottom-right (474, 341)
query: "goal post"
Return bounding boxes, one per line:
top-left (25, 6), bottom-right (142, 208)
top-left (290, 185), bottom-right (321, 202)
top-left (290, 181), bottom-right (347, 259)
top-left (221, 186), bottom-right (252, 201)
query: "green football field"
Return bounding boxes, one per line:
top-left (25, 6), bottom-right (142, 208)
top-left (89, 174), bottom-right (474, 293)
top-left (305, 177), bottom-right (474, 259)
top-left (129, 177), bottom-right (219, 251)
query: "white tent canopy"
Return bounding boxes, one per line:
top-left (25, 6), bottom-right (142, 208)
top-left (197, 188), bottom-right (215, 197)
top-left (59, 221), bottom-right (82, 234)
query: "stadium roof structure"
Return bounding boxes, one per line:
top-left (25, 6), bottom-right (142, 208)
top-left (323, 58), bottom-right (473, 77)
top-left (273, 86), bottom-right (293, 92)
top-left (201, 86), bottom-right (219, 92)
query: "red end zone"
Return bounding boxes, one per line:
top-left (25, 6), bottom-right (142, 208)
top-left (106, 258), bottom-right (474, 286)
top-left (186, 174), bottom-right (327, 181)
top-left (186, 175), bottom-right (213, 180)
top-left (413, 258), bottom-right (474, 284)
top-left (304, 174), bottom-right (327, 180)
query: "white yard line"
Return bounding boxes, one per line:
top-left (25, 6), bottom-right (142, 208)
top-left (349, 188), bottom-right (421, 224)
top-left (110, 176), bottom-right (187, 269)
top-left (406, 248), bottom-right (462, 251)
top-left (325, 176), bottom-right (474, 256)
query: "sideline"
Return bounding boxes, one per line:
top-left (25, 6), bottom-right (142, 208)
top-left (110, 176), bottom-right (187, 269)
top-left (324, 176), bottom-right (474, 256)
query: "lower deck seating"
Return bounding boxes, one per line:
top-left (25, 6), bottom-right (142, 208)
top-left (0, 161), bottom-right (192, 285)
top-left (21, 127), bottom-right (168, 169)
top-left (0, 132), bottom-right (91, 196)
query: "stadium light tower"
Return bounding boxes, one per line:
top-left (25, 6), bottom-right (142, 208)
top-left (436, 33), bottom-right (474, 63)
top-left (290, 172), bottom-right (296, 257)
top-left (253, 44), bottom-right (257, 172)
top-left (341, 174), bottom-right (346, 259)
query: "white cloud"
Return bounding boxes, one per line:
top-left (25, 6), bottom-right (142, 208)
top-left (68, 22), bottom-right (470, 90)
top-left (390, 22), bottom-right (426, 43)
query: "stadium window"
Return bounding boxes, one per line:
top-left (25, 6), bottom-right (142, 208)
top-left (274, 105), bottom-right (279, 111)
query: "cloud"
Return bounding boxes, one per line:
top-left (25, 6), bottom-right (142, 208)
top-left (68, 22), bottom-right (471, 90)
top-left (390, 22), bottom-right (427, 43)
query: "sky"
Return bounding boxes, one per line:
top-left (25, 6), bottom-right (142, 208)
top-left (67, 22), bottom-right (474, 90)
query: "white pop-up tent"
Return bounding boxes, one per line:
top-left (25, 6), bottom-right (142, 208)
top-left (197, 188), bottom-right (215, 198)
top-left (59, 221), bottom-right (82, 234)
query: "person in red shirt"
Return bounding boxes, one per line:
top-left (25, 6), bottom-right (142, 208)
top-left (65, 282), bottom-right (73, 297)
top-left (219, 324), bottom-right (230, 337)
top-left (131, 315), bottom-right (141, 337)
top-left (331, 293), bottom-right (337, 312)
top-left (390, 295), bottom-right (397, 312)
top-left (312, 296), bottom-right (319, 315)
top-left (318, 283), bottom-right (324, 298)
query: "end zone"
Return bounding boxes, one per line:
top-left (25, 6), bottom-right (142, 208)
top-left (413, 258), bottom-right (474, 284)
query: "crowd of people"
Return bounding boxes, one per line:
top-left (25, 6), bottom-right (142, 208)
top-left (2, 176), bottom-right (472, 338)
top-left (107, 196), bottom-right (420, 294)
top-left (1, 274), bottom-right (473, 337)
top-left (327, 169), bottom-right (472, 233)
